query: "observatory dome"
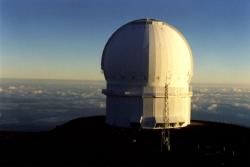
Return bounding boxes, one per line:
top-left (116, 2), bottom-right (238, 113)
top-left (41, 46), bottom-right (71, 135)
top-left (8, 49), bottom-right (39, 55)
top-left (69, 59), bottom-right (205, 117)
top-left (102, 19), bottom-right (193, 129)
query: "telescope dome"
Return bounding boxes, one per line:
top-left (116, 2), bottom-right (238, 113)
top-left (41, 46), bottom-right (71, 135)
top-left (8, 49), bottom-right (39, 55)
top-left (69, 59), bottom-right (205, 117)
top-left (102, 19), bottom-right (193, 129)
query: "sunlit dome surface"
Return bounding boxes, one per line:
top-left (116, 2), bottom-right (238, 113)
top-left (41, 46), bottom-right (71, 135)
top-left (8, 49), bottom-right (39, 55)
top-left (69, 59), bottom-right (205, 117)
top-left (102, 18), bottom-right (193, 86)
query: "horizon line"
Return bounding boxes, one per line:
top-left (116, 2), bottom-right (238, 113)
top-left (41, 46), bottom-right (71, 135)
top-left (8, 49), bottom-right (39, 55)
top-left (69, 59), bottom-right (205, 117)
top-left (1, 77), bottom-right (250, 86)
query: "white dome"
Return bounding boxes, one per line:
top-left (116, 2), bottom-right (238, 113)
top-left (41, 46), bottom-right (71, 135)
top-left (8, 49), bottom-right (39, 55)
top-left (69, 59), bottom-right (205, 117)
top-left (102, 18), bottom-right (193, 87)
top-left (102, 19), bottom-right (193, 129)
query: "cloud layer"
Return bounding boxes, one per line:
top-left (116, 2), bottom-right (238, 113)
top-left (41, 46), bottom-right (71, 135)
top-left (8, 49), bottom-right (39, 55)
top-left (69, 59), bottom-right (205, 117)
top-left (191, 84), bottom-right (250, 127)
top-left (0, 79), bottom-right (250, 130)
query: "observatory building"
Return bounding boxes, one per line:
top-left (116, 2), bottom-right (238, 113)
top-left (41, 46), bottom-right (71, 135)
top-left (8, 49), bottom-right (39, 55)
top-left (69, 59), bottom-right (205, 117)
top-left (102, 19), bottom-right (193, 129)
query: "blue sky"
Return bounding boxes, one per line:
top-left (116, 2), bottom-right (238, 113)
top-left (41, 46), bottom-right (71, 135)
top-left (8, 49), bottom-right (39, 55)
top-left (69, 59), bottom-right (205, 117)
top-left (0, 0), bottom-right (249, 84)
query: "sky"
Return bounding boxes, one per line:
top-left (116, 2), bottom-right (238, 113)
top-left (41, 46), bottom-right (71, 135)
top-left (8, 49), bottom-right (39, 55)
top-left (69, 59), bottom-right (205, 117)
top-left (0, 0), bottom-right (249, 84)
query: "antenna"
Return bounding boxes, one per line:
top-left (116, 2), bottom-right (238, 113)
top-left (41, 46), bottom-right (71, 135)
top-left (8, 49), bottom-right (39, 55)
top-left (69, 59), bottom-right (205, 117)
top-left (161, 84), bottom-right (171, 152)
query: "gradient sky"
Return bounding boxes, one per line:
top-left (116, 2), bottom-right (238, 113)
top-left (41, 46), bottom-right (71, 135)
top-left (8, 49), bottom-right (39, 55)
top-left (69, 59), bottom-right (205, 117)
top-left (0, 0), bottom-right (249, 84)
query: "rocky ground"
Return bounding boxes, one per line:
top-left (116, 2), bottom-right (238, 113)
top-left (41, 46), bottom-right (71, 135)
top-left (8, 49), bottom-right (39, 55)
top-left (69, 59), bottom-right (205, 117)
top-left (0, 116), bottom-right (249, 166)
